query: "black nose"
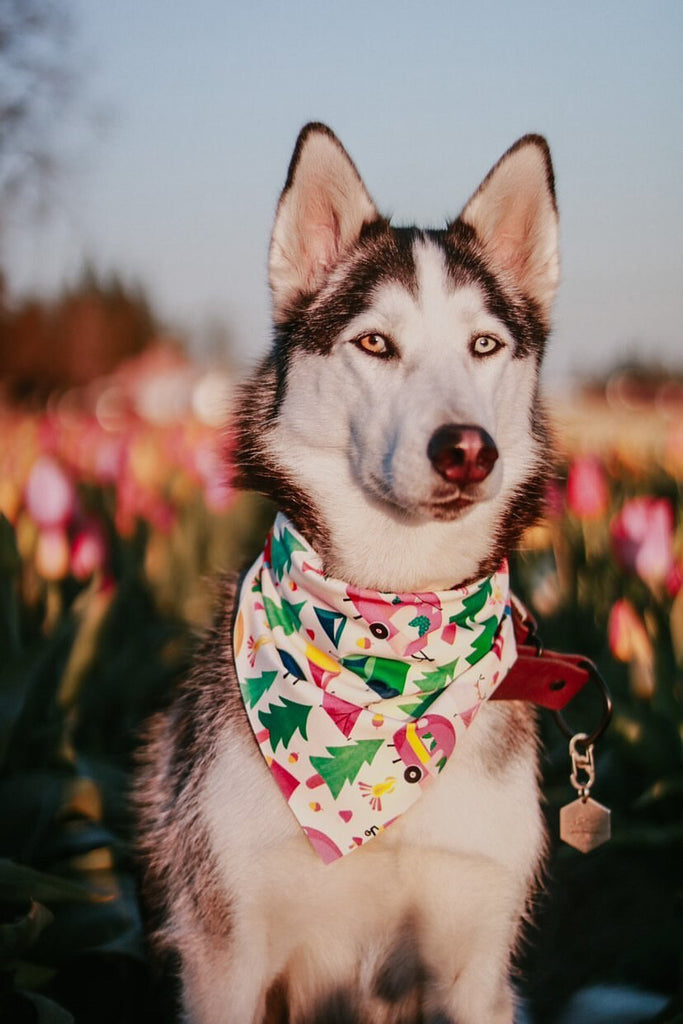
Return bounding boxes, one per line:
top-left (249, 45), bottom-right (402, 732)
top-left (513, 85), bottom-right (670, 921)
top-left (427, 424), bottom-right (499, 485)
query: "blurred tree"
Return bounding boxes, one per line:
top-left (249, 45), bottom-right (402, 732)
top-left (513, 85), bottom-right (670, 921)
top-left (0, 264), bottom-right (159, 391)
top-left (0, 0), bottom-right (79, 217)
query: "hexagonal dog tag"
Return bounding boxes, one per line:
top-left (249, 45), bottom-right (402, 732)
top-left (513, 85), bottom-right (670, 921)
top-left (560, 797), bottom-right (611, 853)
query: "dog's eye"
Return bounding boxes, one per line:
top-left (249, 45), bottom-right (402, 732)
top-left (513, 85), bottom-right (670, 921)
top-left (355, 333), bottom-right (394, 358)
top-left (471, 335), bottom-right (504, 357)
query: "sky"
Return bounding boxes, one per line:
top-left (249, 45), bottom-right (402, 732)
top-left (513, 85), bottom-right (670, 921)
top-left (3, 0), bottom-right (682, 381)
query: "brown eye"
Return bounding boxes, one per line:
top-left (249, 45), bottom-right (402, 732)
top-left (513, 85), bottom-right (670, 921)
top-left (355, 333), bottom-right (393, 358)
top-left (471, 335), bottom-right (504, 357)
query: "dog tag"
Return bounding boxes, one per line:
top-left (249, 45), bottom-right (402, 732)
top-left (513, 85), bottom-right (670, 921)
top-left (560, 797), bottom-right (611, 853)
top-left (560, 732), bottom-right (611, 853)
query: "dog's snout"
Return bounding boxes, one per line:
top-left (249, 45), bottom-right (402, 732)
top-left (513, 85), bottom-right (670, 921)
top-left (427, 424), bottom-right (499, 485)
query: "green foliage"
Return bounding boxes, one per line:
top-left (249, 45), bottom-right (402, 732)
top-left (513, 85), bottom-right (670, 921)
top-left (0, 512), bottom-right (191, 1022)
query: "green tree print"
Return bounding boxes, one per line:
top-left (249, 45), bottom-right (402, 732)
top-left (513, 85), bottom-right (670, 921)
top-left (270, 526), bottom-right (307, 581)
top-left (263, 595), bottom-right (305, 635)
top-left (240, 669), bottom-right (278, 708)
top-left (449, 578), bottom-right (492, 629)
top-left (259, 697), bottom-right (311, 750)
top-left (310, 739), bottom-right (383, 799)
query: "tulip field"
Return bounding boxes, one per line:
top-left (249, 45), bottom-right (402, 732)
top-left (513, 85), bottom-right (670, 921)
top-left (0, 361), bottom-right (681, 1022)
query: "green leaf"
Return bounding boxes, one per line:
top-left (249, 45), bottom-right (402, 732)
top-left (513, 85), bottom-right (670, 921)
top-left (0, 900), bottom-right (54, 959)
top-left (310, 739), bottom-right (383, 799)
top-left (10, 991), bottom-right (74, 1024)
top-left (0, 513), bottom-right (20, 577)
top-left (0, 613), bottom-right (77, 772)
top-left (0, 515), bottom-right (21, 661)
top-left (0, 860), bottom-right (96, 905)
top-left (258, 697), bottom-right (311, 750)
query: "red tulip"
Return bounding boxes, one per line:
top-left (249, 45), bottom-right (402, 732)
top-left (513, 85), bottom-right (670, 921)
top-left (566, 457), bottom-right (610, 518)
top-left (544, 479), bottom-right (566, 519)
top-left (611, 497), bottom-right (675, 586)
top-left (71, 521), bottom-right (107, 580)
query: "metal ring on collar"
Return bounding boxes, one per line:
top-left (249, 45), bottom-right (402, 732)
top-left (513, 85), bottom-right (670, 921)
top-left (552, 659), bottom-right (613, 747)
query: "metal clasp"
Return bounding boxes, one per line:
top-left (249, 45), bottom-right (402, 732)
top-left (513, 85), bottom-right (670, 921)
top-left (569, 732), bottom-right (595, 800)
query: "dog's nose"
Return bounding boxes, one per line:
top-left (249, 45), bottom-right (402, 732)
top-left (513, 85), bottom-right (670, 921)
top-left (427, 424), bottom-right (498, 485)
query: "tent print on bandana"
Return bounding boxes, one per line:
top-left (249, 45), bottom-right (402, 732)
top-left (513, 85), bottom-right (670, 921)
top-left (339, 654), bottom-right (411, 699)
top-left (314, 607), bottom-right (347, 648)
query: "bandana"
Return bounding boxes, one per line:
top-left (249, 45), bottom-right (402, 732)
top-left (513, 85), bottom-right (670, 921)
top-left (234, 513), bottom-right (517, 863)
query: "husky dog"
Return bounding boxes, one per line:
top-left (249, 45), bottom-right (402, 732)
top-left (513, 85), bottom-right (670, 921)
top-left (137, 123), bottom-right (559, 1024)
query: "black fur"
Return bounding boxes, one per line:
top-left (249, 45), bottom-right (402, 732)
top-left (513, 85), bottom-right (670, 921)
top-left (373, 927), bottom-right (429, 1002)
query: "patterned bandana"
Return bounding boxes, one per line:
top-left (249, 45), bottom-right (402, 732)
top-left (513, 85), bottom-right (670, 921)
top-left (234, 514), bottom-right (517, 863)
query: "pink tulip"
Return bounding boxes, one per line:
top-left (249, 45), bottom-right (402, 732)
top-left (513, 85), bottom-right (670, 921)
top-left (71, 522), bottom-right (107, 580)
top-left (566, 457), bottom-right (610, 518)
top-left (94, 436), bottom-right (127, 484)
top-left (25, 456), bottom-right (76, 528)
top-left (204, 475), bottom-right (233, 513)
top-left (611, 497), bottom-right (675, 586)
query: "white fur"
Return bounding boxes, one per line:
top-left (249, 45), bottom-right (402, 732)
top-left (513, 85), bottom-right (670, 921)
top-left (191, 702), bottom-right (544, 1024)
top-left (270, 240), bottom-right (541, 590)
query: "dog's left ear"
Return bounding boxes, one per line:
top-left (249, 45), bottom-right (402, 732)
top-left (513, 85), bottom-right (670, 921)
top-left (269, 123), bottom-right (380, 321)
top-left (458, 136), bottom-right (559, 322)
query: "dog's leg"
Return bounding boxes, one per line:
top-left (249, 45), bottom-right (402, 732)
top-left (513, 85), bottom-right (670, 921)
top-left (427, 915), bottom-right (520, 1024)
top-left (177, 918), bottom-right (270, 1024)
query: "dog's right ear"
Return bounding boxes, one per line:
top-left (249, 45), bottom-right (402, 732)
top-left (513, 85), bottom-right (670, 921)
top-left (269, 123), bottom-right (380, 321)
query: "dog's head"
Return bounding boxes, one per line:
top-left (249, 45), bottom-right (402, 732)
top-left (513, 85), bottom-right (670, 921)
top-left (236, 124), bottom-right (559, 590)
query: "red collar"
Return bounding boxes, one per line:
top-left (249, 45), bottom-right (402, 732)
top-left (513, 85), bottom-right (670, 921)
top-left (492, 597), bottom-right (612, 745)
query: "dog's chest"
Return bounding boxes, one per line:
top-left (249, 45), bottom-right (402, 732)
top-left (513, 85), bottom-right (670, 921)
top-left (203, 696), bottom-right (543, 898)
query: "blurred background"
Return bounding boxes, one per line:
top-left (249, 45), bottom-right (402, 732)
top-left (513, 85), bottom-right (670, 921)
top-left (0, 1), bottom-right (681, 1022)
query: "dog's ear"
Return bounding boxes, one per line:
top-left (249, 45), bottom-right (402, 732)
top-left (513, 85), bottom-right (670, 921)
top-left (457, 136), bottom-right (559, 322)
top-left (269, 123), bottom-right (380, 321)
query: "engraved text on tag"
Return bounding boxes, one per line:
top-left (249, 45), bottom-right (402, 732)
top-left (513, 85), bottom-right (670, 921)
top-left (560, 796), bottom-right (611, 853)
